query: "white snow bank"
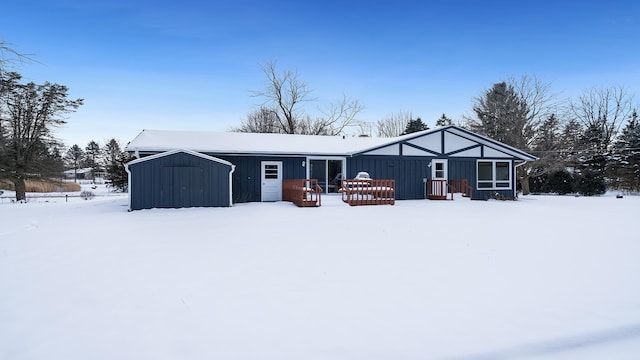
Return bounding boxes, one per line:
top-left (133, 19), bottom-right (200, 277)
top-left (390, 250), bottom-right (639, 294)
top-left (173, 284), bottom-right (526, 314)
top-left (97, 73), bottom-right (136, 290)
top-left (1, 194), bottom-right (639, 359)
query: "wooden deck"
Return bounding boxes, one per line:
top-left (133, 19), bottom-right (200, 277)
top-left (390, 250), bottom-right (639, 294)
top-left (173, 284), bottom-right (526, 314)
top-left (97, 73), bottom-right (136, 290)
top-left (340, 179), bottom-right (395, 206)
top-left (283, 179), bottom-right (322, 207)
top-left (426, 179), bottom-right (473, 200)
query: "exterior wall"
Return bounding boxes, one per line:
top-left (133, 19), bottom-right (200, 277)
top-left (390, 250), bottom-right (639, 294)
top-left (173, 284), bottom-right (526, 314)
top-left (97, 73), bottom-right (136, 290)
top-left (129, 152), bottom-right (232, 210)
top-left (348, 156), bottom-right (515, 201)
top-left (210, 155), bottom-right (306, 203)
top-left (347, 156), bottom-right (431, 200)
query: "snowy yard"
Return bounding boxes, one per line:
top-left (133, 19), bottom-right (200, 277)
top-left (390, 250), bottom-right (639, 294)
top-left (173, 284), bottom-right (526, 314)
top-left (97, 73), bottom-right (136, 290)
top-left (1, 190), bottom-right (639, 359)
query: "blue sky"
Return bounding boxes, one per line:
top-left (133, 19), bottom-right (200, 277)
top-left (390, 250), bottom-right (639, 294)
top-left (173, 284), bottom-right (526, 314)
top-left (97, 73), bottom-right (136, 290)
top-left (2, 0), bottom-right (639, 147)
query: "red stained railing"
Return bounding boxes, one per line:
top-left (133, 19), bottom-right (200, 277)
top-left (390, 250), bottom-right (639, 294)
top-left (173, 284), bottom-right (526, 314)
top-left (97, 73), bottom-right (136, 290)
top-left (427, 179), bottom-right (472, 200)
top-left (283, 179), bottom-right (322, 207)
top-left (340, 179), bottom-right (395, 206)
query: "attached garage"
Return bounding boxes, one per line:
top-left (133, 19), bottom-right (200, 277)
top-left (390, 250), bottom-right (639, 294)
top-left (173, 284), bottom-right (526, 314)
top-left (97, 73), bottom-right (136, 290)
top-left (126, 149), bottom-right (235, 211)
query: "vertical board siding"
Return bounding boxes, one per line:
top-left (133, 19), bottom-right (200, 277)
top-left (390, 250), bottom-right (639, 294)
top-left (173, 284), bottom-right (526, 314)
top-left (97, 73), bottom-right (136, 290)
top-left (347, 156), bottom-right (431, 200)
top-left (211, 155), bottom-right (305, 203)
top-left (350, 156), bottom-right (505, 200)
top-left (129, 152), bottom-right (232, 210)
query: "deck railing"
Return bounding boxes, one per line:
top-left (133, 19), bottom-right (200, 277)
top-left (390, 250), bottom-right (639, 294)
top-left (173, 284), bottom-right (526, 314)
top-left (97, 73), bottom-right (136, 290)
top-left (426, 179), bottom-right (472, 200)
top-left (340, 179), bottom-right (395, 206)
top-left (447, 179), bottom-right (473, 199)
top-left (282, 179), bottom-right (322, 207)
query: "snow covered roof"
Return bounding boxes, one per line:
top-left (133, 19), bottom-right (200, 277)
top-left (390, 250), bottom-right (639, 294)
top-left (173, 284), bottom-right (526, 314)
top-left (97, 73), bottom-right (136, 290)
top-left (126, 149), bottom-right (235, 168)
top-left (63, 168), bottom-right (94, 175)
top-left (125, 126), bottom-right (537, 161)
top-left (125, 129), bottom-right (390, 156)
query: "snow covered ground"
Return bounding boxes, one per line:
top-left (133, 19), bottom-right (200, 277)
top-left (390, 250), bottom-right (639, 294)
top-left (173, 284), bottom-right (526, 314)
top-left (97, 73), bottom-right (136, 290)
top-left (1, 188), bottom-right (639, 360)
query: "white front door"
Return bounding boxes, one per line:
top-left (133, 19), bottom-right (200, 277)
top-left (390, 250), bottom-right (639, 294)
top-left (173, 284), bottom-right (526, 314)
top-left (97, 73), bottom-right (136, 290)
top-left (261, 161), bottom-right (282, 202)
top-left (431, 159), bottom-right (448, 195)
top-left (432, 159), bottom-right (448, 180)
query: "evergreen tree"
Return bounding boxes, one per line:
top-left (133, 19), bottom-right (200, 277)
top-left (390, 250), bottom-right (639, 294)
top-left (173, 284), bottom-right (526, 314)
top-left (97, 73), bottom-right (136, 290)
top-left (0, 72), bottom-right (83, 200)
top-left (542, 169), bottom-right (574, 195)
top-left (105, 148), bottom-right (135, 192)
top-left (558, 119), bottom-right (584, 172)
top-left (402, 117), bottom-right (429, 135)
top-left (574, 170), bottom-right (606, 196)
top-left (467, 82), bottom-right (530, 147)
top-left (611, 110), bottom-right (640, 191)
top-left (530, 114), bottom-right (563, 179)
top-left (65, 144), bottom-right (84, 182)
top-left (84, 140), bottom-right (101, 172)
top-left (435, 113), bottom-right (453, 127)
top-left (102, 138), bottom-right (122, 166)
top-left (467, 81), bottom-right (534, 194)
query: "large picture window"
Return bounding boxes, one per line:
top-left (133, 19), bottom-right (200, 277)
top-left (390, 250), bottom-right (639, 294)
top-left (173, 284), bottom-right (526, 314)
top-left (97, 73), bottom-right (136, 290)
top-left (477, 160), bottom-right (511, 189)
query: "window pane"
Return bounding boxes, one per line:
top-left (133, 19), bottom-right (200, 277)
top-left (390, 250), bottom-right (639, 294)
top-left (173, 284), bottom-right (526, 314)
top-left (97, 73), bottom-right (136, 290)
top-left (265, 164), bottom-right (279, 179)
top-left (496, 182), bottom-right (510, 188)
top-left (478, 182), bottom-right (493, 189)
top-left (478, 162), bottom-right (493, 181)
top-left (496, 162), bottom-right (510, 181)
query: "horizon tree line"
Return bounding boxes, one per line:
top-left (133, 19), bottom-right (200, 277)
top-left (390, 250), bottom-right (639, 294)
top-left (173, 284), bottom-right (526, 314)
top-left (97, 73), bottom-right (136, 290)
top-left (2, 41), bottom-right (639, 200)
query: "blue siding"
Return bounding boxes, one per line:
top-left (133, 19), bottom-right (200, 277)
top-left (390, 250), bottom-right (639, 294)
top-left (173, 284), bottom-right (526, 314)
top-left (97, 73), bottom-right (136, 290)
top-left (349, 156), bottom-right (515, 200)
top-left (129, 152), bottom-right (232, 210)
top-left (348, 156), bottom-right (431, 200)
top-left (209, 155), bottom-right (305, 203)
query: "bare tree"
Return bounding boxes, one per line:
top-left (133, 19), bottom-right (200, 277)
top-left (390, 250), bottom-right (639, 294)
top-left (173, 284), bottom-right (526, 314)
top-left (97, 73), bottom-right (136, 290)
top-left (568, 86), bottom-right (633, 151)
top-left (377, 111), bottom-right (415, 137)
top-left (250, 61), bottom-right (313, 134)
top-left (316, 94), bottom-right (364, 135)
top-left (232, 106), bottom-right (282, 133)
top-left (247, 61), bottom-right (363, 135)
top-left (0, 41), bottom-right (33, 74)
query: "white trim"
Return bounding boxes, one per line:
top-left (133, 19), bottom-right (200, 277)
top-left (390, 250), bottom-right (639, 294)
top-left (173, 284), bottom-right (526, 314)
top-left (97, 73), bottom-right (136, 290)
top-left (126, 148), bottom-right (234, 167)
top-left (228, 164), bottom-right (236, 207)
top-left (476, 159), bottom-right (513, 190)
top-left (125, 163), bottom-right (132, 211)
top-left (306, 156), bottom-right (347, 193)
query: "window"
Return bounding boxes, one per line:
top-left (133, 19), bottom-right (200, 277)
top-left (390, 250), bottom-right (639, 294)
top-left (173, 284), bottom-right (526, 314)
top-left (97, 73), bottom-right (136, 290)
top-left (477, 160), bottom-right (511, 189)
top-left (435, 162), bottom-right (445, 178)
top-left (264, 164), bottom-right (279, 179)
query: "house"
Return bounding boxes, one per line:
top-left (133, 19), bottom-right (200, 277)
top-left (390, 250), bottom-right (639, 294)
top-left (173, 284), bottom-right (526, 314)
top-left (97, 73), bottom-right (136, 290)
top-left (63, 167), bottom-right (106, 182)
top-left (124, 125), bottom-right (537, 210)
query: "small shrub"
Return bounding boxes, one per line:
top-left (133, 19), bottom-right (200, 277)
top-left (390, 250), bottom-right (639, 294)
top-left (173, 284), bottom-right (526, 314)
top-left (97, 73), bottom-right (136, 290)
top-left (80, 190), bottom-right (95, 200)
top-left (544, 170), bottom-right (575, 195)
top-left (528, 173), bottom-right (547, 194)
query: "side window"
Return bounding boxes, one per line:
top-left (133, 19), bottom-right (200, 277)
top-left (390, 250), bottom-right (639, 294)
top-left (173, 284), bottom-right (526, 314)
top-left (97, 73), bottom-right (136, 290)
top-left (477, 160), bottom-right (511, 189)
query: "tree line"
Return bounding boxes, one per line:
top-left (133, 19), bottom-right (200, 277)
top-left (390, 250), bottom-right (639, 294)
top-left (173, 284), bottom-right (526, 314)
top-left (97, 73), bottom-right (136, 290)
top-left (0, 41), bottom-right (132, 201)
top-left (2, 41), bottom-right (638, 200)
top-left (241, 62), bottom-right (639, 196)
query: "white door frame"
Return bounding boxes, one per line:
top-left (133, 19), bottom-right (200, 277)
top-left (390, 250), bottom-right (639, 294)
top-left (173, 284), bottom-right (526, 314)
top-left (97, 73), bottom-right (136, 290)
top-left (261, 161), bottom-right (282, 202)
top-left (306, 156), bottom-right (347, 193)
top-left (431, 159), bottom-right (448, 180)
